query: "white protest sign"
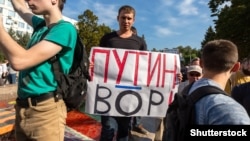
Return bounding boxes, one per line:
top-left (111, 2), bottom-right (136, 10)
top-left (85, 47), bottom-right (180, 117)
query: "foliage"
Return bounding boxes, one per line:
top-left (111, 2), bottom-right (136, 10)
top-left (207, 0), bottom-right (250, 60)
top-left (176, 46), bottom-right (201, 65)
top-left (77, 9), bottom-right (112, 56)
top-left (201, 26), bottom-right (216, 48)
top-left (16, 32), bottom-right (30, 48)
top-left (0, 28), bottom-right (30, 62)
top-left (8, 27), bottom-right (17, 40)
top-left (0, 28), bottom-right (16, 62)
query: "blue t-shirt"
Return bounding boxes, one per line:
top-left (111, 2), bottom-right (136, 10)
top-left (18, 16), bottom-right (77, 99)
top-left (189, 78), bottom-right (250, 124)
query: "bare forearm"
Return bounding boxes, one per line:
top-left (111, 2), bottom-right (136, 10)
top-left (0, 26), bottom-right (28, 70)
top-left (11, 0), bottom-right (33, 26)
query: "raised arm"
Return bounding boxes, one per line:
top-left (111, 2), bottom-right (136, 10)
top-left (11, 0), bottom-right (34, 26)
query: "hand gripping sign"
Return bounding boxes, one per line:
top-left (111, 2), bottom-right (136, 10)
top-left (85, 47), bottom-right (180, 117)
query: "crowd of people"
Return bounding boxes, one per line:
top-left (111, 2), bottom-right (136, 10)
top-left (0, 0), bottom-right (250, 141)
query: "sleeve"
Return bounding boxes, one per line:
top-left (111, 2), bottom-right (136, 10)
top-left (99, 35), bottom-right (107, 47)
top-left (44, 22), bottom-right (77, 51)
top-left (32, 16), bottom-right (45, 30)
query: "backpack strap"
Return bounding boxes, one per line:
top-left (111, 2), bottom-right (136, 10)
top-left (186, 84), bottom-right (228, 125)
top-left (188, 85), bottom-right (227, 104)
top-left (181, 81), bottom-right (195, 96)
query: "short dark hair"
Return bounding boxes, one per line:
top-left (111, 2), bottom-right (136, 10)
top-left (118, 5), bottom-right (136, 17)
top-left (59, 0), bottom-right (66, 11)
top-left (190, 57), bottom-right (200, 64)
top-left (202, 39), bottom-right (238, 73)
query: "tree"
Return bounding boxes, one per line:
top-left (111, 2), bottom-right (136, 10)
top-left (8, 27), bottom-right (17, 40)
top-left (0, 28), bottom-right (17, 62)
top-left (208, 0), bottom-right (250, 59)
top-left (77, 9), bottom-right (111, 56)
top-left (16, 32), bottom-right (31, 48)
top-left (151, 48), bottom-right (158, 52)
top-left (201, 26), bottom-right (216, 48)
top-left (176, 46), bottom-right (200, 65)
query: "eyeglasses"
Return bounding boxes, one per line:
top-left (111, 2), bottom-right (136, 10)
top-left (189, 73), bottom-right (201, 77)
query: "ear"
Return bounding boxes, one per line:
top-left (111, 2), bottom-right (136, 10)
top-left (52, 0), bottom-right (57, 5)
top-left (200, 59), bottom-right (203, 68)
top-left (231, 62), bottom-right (240, 73)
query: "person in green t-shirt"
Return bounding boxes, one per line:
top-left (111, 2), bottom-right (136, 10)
top-left (0, 0), bottom-right (77, 140)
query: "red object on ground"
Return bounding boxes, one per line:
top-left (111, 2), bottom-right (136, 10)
top-left (66, 110), bottom-right (101, 141)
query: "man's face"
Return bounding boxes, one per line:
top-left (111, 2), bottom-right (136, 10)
top-left (187, 71), bottom-right (202, 83)
top-left (117, 10), bottom-right (135, 31)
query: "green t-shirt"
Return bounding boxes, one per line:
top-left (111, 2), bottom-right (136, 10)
top-left (18, 16), bottom-right (77, 99)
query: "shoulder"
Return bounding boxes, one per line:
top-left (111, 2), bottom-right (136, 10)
top-left (54, 20), bottom-right (76, 32)
top-left (131, 34), bottom-right (145, 42)
top-left (46, 20), bottom-right (77, 39)
top-left (131, 34), bottom-right (147, 50)
top-left (43, 20), bottom-right (77, 50)
top-left (101, 31), bottom-right (117, 39)
top-left (100, 31), bottom-right (117, 46)
top-left (32, 16), bottom-right (45, 30)
top-left (196, 94), bottom-right (250, 124)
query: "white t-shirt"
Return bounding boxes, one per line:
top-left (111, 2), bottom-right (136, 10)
top-left (0, 65), bottom-right (3, 79)
top-left (2, 63), bottom-right (7, 73)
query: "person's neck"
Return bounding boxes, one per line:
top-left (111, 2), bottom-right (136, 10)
top-left (117, 30), bottom-right (133, 38)
top-left (202, 70), bottom-right (231, 89)
top-left (43, 12), bottom-right (63, 27)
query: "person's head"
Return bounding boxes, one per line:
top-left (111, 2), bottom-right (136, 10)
top-left (117, 5), bottom-right (135, 32)
top-left (26, 0), bottom-right (66, 14)
top-left (201, 39), bottom-right (239, 74)
top-left (241, 56), bottom-right (250, 75)
top-left (187, 65), bottom-right (202, 83)
top-left (131, 26), bottom-right (137, 35)
top-left (190, 57), bottom-right (200, 66)
top-left (59, 0), bottom-right (66, 11)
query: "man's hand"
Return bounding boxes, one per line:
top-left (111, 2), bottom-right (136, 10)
top-left (177, 73), bottom-right (183, 82)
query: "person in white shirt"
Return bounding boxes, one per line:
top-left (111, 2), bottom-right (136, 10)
top-left (0, 63), bottom-right (3, 78)
top-left (0, 63), bottom-right (3, 86)
top-left (1, 60), bottom-right (8, 84)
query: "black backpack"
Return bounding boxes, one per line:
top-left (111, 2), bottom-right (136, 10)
top-left (162, 82), bottom-right (227, 141)
top-left (34, 21), bottom-right (90, 110)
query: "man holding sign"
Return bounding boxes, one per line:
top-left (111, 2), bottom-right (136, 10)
top-left (98, 5), bottom-right (147, 141)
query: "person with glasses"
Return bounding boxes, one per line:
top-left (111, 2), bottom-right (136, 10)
top-left (178, 65), bottom-right (202, 93)
top-left (185, 39), bottom-right (250, 125)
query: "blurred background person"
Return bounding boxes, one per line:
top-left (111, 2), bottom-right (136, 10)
top-left (231, 81), bottom-right (250, 116)
top-left (190, 57), bottom-right (200, 66)
top-left (178, 65), bottom-right (202, 93)
top-left (225, 56), bottom-right (250, 95)
top-left (7, 62), bottom-right (17, 84)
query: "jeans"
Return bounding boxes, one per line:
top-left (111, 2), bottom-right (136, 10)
top-left (100, 116), bottom-right (131, 141)
top-left (8, 73), bottom-right (17, 84)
